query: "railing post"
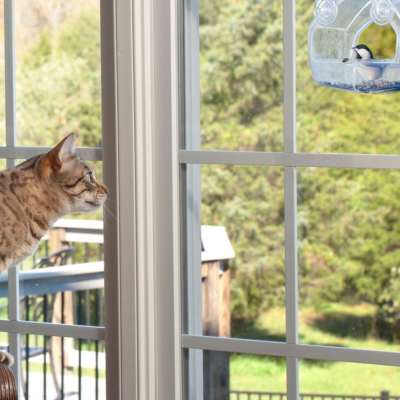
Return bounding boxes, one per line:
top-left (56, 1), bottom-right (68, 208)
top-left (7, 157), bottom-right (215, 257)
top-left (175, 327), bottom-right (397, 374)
top-left (48, 228), bottom-right (66, 255)
top-left (381, 391), bottom-right (390, 400)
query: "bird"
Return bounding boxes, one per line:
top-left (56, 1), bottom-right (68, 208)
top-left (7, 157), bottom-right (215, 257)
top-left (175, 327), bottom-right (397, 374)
top-left (342, 44), bottom-right (383, 81)
top-left (342, 44), bottom-right (374, 63)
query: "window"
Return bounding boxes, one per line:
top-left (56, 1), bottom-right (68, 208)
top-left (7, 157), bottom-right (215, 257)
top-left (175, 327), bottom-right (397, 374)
top-left (175, 0), bottom-right (400, 399)
top-left (0, 0), bottom-right (123, 398)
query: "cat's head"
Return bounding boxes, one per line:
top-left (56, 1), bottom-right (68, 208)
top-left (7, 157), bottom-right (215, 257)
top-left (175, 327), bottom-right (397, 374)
top-left (21, 133), bottom-right (108, 213)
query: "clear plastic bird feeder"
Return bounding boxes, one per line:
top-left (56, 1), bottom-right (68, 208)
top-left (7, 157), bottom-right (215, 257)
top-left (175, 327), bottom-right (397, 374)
top-left (309, 0), bottom-right (400, 93)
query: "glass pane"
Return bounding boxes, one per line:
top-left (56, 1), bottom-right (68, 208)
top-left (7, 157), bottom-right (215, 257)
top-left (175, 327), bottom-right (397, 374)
top-left (0, 159), bottom-right (9, 319)
top-left (0, 0), bottom-right (5, 146)
top-left (0, 295), bottom-right (7, 321)
top-left (185, 165), bottom-right (285, 340)
top-left (15, 0), bottom-right (102, 147)
top-left (14, 157), bottom-right (105, 326)
top-left (187, 350), bottom-right (286, 398)
top-left (300, 360), bottom-right (400, 394)
top-left (297, 0), bottom-right (400, 154)
top-left (20, 288), bottom-right (104, 328)
top-left (0, 330), bottom-right (8, 355)
top-left (22, 335), bottom-right (105, 399)
top-left (299, 167), bottom-right (400, 351)
top-left (20, 241), bottom-right (104, 327)
top-left (197, 0), bottom-right (284, 152)
top-left (0, 155), bottom-right (14, 319)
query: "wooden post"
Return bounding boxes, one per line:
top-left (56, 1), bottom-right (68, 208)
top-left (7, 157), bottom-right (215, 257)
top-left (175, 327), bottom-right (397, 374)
top-left (381, 391), bottom-right (390, 400)
top-left (202, 261), bottom-right (230, 337)
top-left (48, 229), bottom-right (66, 255)
top-left (219, 262), bottom-right (230, 337)
top-left (202, 260), bottom-right (230, 400)
top-left (201, 226), bottom-right (234, 400)
top-left (203, 349), bottom-right (230, 400)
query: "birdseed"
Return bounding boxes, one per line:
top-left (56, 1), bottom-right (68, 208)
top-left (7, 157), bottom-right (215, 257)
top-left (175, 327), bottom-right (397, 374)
top-left (320, 80), bottom-right (400, 93)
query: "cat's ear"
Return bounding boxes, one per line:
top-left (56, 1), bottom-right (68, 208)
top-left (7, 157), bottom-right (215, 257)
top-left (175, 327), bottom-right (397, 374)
top-left (39, 133), bottom-right (77, 178)
top-left (53, 133), bottom-right (76, 162)
top-left (48, 132), bottom-right (77, 168)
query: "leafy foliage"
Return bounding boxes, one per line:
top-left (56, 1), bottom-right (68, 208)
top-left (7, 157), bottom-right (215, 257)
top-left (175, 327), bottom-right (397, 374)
top-left (199, 0), bottom-right (400, 336)
top-left (16, 8), bottom-right (101, 147)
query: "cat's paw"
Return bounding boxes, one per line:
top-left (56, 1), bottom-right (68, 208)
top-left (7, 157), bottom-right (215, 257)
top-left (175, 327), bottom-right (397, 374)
top-left (0, 351), bottom-right (14, 366)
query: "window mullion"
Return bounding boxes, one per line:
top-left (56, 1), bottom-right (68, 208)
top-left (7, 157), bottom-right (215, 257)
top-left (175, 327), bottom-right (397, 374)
top-left (4, 0), bottom-right (16, 167)
top-left (4, 0), bottom-right (21, 396)
top-left (184, 0), bottom-right (204, 399)
top-left (284, 167), bottom-right (299, 400)
top-left (179, 150), bottom-right (400, 169)
top-left (8, 266), bottom-right (21, 396)
top-left (0, 146), bottom-right (103, 161)
top-left (0, 320), bottom-right (105, 340)
top-left (283, 0), bottom-right (299, 398)
top-left (181, 335), bottom-right (400, 367)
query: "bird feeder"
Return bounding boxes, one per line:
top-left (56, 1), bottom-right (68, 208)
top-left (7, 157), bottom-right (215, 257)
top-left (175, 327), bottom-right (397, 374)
top-left (309, 0), bottom-right (400, 93)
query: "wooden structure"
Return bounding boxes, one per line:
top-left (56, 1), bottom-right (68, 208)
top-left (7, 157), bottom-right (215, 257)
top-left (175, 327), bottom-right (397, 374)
top-left (201, 226), bottom-right (235, 400)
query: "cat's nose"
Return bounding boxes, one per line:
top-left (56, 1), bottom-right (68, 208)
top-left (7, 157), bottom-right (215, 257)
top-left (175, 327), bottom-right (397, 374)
top-left (97, 183), bottom-right (108, 195)
top-left (99, 184), bottom-right (108, 195)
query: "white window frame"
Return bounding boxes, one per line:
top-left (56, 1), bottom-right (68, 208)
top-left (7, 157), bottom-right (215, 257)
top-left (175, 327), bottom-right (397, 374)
top-left (170, 0), bottom-right (400, 400)
top-left (103, 0), bottom-right (180, 399)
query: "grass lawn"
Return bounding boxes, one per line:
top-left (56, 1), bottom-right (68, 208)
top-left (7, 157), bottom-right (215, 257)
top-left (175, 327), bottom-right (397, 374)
top-left (230, 303), bottom-right (400, 394)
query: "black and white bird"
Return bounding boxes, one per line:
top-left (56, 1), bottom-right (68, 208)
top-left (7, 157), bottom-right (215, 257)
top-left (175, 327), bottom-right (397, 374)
top-left (342, 44), bottom-right (382, 81)
top-left (342, 44), bottom-right (374, 63)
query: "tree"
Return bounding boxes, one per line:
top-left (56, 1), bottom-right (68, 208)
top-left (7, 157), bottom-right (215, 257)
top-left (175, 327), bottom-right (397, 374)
top-left (200, 0), bottom-right (400, 336)
top-left (16, 7), bottom-right (101, 148)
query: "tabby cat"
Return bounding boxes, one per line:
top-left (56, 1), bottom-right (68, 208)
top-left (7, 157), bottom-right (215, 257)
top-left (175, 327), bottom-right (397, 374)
top-left (0, 133), bottom-right (108, 366)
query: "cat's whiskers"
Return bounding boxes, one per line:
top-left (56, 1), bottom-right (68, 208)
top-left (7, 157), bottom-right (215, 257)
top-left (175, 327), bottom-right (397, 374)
top-left (102, 202), bottom-right (116, 221)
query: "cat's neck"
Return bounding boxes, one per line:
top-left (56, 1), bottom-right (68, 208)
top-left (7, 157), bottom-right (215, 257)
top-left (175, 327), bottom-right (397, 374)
top-left (5, 167), bottom-right (68, 230)
top-left (0, 168), bottom-right (70, 271)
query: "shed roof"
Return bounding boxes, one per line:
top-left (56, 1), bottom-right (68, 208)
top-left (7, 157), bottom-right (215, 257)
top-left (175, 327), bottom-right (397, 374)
top-left (201, 226), bottom-right (235, 263)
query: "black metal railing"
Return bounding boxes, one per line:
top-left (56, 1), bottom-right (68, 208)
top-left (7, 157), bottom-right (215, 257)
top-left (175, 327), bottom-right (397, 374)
top-left (4, 219), bottom-right (107, 400)
top-left (229, 392), bottom-right (400, 400)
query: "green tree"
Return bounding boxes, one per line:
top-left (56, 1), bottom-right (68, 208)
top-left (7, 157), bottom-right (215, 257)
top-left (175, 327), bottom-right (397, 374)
top-left (17, 8), bottom-right (101, 147)
top-left (200, 0), bottom-right (400, 338)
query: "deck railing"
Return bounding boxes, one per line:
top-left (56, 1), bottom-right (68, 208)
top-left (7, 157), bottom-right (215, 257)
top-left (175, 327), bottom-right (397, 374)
top-left (0, 219), bottom-right (106, 400)
top-left (229, 391), bottom-right (399, 400)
